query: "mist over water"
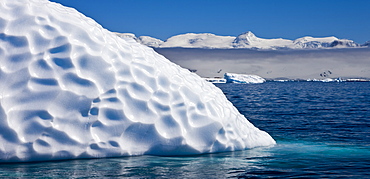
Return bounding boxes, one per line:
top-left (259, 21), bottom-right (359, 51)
top-left (155, 48), bottom-right (370, 80)
top-left (1, 82), bottom-right (369, 178)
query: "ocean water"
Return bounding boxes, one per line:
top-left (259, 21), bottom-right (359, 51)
top-left (0, 82), bottom-right (369, 178)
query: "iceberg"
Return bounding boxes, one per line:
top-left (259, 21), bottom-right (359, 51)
top-left (0, 0), bottom-right (275, 162)
top-left (204, 77), bottom-right (227, 83)
top-left (224, 73), bottom-right (266, 84)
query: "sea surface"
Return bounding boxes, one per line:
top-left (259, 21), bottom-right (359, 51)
top-left (1, 82), bottom-right (369, 178)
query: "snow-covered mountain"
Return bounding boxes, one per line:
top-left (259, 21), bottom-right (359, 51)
top-left (114, 33), bottom-right (164, 48)
top-left (293, 36), bottom-right (359, 48)
top-left (160, 33), bottom-right (235, 48)
top-left (232, 31), bottom-right (293, 49)
top-left (362, 40), bottom-right (370, 47)
top-left (138, 36), bottom-right (164, 48)
top-left (116, 31), bottom-right (361, 50)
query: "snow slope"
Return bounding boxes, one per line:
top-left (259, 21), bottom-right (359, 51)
top-left (0, 0), bottom-right (275, 162)
top-left (160, 33), bottom-right (235, 49)
top-left (117, 31), bottom-right (360, 50)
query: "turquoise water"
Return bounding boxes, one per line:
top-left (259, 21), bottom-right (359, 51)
top-left (1, 82), bottom-right (369, 178)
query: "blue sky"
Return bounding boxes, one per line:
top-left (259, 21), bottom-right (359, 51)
top-left (50, 0), bottom-right (370, 43)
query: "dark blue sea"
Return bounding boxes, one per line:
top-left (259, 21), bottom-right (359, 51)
top-left (1, 82), bottom-right (369, 178)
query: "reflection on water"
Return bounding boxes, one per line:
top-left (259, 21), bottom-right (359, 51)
top-left (0, 146), bottom-right (272, 178)
top-left (0, 149), bottom-right (270, 178)
top-left (1, 141), bottom-right (369, 178)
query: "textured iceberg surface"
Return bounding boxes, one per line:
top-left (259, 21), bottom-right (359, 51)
top-left (224, 73), bottom-right (266, 84)
top-left (0, 0), bottom-right (275, 162)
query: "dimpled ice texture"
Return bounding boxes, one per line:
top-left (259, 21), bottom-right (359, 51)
top-left (0, 0), bottom-right (275, 162)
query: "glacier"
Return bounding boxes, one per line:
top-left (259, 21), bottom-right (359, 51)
top-left (0, 0), bottom-right (275, 162)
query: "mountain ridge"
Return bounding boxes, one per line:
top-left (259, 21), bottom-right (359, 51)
top-left (115, 31), bottom-right (368, 50)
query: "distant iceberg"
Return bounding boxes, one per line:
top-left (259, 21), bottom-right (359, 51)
top-left (204, 78), bottom-right (227, 83)
top-left (224, 73), bottom-right (266, 84)
top-left (346, 78), bottom-right (370, 82)
top-left (0, 0), bottom-right (275, 162)
top-left (306, 78), bottom-right (344, 82)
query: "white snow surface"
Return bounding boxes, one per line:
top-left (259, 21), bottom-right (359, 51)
top-left (160, 33), bottom-right (235, 49)
top-left (0, 0), bottom-right (275, 162)
top-left (293, 36), bottom-right (359, 48)
top-left (224, 73), bottom-right (266, 84)
top-left (232, 31), bottom-right (293, 49)
top-left (116, 31), bottom-right (360, 49)
top-left (138, 36), bottom-right (164, 48)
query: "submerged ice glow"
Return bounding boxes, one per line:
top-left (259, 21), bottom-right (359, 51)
top-left (0, 0), bottom-right (275, 162)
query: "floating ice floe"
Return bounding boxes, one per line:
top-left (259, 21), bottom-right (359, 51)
top-left (0, 0), bottom-right (275, 162)
top-left (204, 78), bottom-right (227, 83)
top-left (224, 73), bottom-right (266, 84)
top-left (306, 78), bottom-right (344, 82)
top-left (345, 78), bottom-right (369, 82)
